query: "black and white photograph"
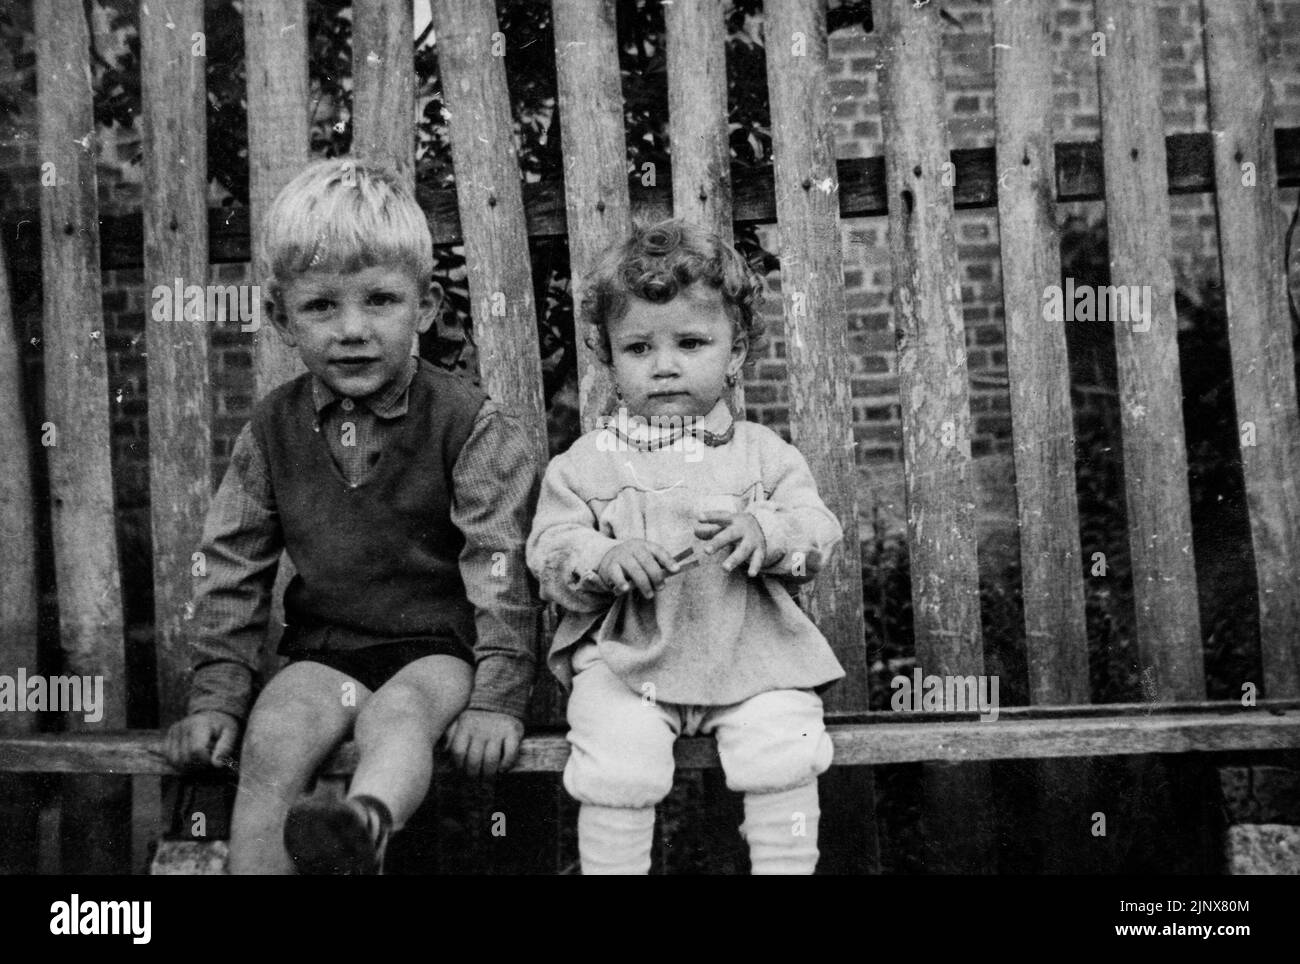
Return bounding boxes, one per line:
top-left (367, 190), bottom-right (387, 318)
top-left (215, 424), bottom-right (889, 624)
top-left (0, 0), bottom-right (1295, 934)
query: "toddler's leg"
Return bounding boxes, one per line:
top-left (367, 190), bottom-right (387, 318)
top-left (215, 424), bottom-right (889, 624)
top-left (707, 689), bottom-right (833, 875)
top-left (349, 654), bottom-right (472, 831)
top-left (564, 648), bottom-right (677, 874)
top-left (228, 662), bottom-right (362, 874)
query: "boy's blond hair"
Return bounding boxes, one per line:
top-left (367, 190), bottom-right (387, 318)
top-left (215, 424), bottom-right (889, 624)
top-left (260, 158), bottom-right (434, 298)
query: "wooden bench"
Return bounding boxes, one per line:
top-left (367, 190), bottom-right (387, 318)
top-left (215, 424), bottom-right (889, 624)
top-left (4, 701), bottom-right (1300, 776)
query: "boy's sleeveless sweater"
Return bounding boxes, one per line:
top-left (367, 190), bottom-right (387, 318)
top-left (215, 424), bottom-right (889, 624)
top-left (250, 361), bottom-right (487, 650)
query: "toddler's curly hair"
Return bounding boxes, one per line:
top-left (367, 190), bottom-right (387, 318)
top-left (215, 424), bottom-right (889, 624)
top-left (581, 219), bottom-right (766, 366)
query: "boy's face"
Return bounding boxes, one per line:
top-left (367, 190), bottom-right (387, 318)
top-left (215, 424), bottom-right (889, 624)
top-left (271, 265), bottom-right (439, 399)
top-left (606, 283), bottom-right (747, 418)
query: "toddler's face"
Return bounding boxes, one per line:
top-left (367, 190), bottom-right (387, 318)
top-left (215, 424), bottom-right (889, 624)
top-left (606, 283), bottom-right (746, 419)
top-left (272, 265), bottom-right (438, 399)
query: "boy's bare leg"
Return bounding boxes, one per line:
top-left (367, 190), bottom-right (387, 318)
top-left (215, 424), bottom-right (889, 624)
top-left (348, 654), bottom-right (473, 831)
top-left (228, 662), bottom-right (365, 874)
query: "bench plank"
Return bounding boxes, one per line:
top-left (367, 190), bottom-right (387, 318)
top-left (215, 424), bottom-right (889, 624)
top-left (3, 702), bottom-right (1297, 774)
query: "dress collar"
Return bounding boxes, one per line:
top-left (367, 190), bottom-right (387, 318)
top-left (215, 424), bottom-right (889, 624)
top-left (311, 356), bottom-right (417, 419)
top-left (607, 397), bottom-right (735, 451)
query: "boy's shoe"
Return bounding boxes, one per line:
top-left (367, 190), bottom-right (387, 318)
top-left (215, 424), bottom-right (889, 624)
top-left (284, 794), bottom-right (393, 875)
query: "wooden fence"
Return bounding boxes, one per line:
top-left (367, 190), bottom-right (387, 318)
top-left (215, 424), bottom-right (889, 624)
top-left (1, 0), bottom-right (1299, 874)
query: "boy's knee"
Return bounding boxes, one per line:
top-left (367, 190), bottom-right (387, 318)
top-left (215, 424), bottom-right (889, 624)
top-left (242, 692), bottom-right (334, 773)
top-left (716, 692), bottom-right (833, 795)
top-left (356, 681), bottom-right (424, 727)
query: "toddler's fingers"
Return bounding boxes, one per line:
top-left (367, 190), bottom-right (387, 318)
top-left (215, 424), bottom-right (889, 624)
top-left (747, 544), bottom-right (765, 577)
top-left (631, 545), bottom-right (670, 589)
top-left (703, 522), bottom-right (742, 555)
top-left (646, 542), bottom-right (682, 575)
top-left (622, 557), bottom-right (656, 598)
top-left (721, 540), bottom-right (751, 572)
top-left (696, 510), bottom-right (734, 526)
top-left (606, 561), bottom-right (631, 595)
top-left (693, 521), bottom-right (724, 540)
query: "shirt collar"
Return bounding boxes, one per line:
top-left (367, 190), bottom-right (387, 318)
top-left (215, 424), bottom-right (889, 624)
top-left (311, 356), bottom-right (418, 419)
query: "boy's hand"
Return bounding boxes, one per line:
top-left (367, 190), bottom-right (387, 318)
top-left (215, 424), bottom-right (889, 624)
top-left (695, 511), bottom-right (770, 577)
top-left (164, 710), bottom-right (241, 771)
top-left (445, 709), bottom-right (525, 779)
top-left (596, 539), bottom-right (681, 598)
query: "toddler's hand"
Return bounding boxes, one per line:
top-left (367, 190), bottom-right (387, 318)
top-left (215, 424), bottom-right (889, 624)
top-left (695, 511), bottom-right (769, 577)
top-left (445, 709), bottom-right (525, 779)
top-left (164, 710), bottom-right (241, 771)
top-left (596, 539), bottom-right (681, 599)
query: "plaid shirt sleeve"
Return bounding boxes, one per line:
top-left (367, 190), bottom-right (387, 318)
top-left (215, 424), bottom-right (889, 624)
top-left (451, 401), bottom-right (543, 720)
top-left (185, 423), bottom-right (283, 721)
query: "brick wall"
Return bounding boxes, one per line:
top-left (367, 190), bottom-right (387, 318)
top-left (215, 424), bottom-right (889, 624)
top-left (732, 0), bottom-right (1300, 465)
top-left (3, 0), bottom-right (1299, 535)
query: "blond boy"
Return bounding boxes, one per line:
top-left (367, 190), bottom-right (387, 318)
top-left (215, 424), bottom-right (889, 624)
top-left (164, 158), bottom-right (540, 874)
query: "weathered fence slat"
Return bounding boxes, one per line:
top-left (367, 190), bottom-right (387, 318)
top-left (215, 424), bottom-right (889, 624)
top-left (765, 0), bottom-right (868, 710)
top-left (0, 234), bottom-right (40, 873)
top-left (766, 0), bottom-right (879, 875)
top-left (665, 0), bottom-right (744, 416)
top-left (353, 0), bottom-right (417, 189)
top-left (428, 11), bottom-right (562, 869)
top-left (993, 0), bottom-right (1096, 873)
top-left (244, 0), bottom-right (310, 680)
top-left (993, 0), bottom-right (1089, 705)
top-left (552, 0), bottom-right (631, 432)
top-left (244, 0), bottom-right (309, 398)
top-left (428, 0), bottom-right (547, 464)
top-left (666, 0), bottom-right (733, 239)
top-left (141, 0), bottom-right (212, 726)
top-left (878, 0), bottom-right (993, 875)
top-left (1095, 0), bottom-right (1205, 701)
top-left (1203, 0), bottom-right (1300, 698)
top-left (35, 0), bottom-right (129, 874)
top-left (878, 0), bottom-right (982, 683)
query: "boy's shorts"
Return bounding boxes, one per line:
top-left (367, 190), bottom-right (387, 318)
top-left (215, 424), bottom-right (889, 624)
top-left (285, 636), bottom-right (473, 693)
